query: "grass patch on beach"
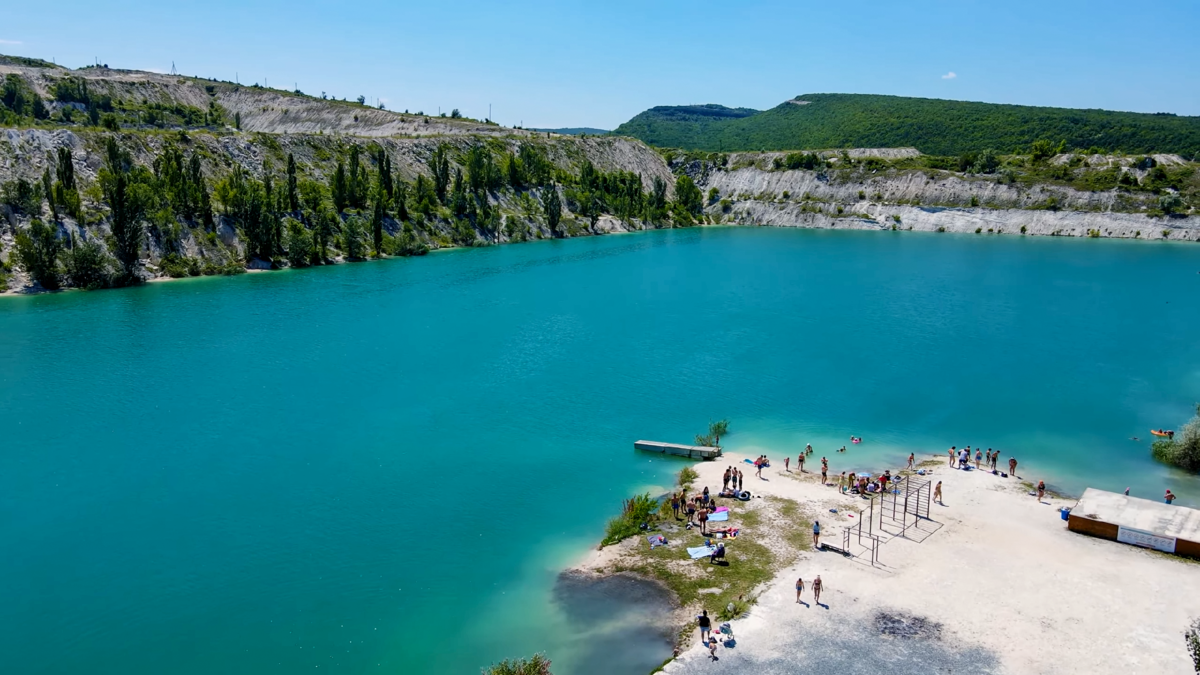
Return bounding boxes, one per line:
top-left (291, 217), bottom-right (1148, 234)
top-left (613, 493), bottom-right (812, 631)
top-left (617, 534), bottom-right (777, 621)
top-left (773, 496), bottom-right (813, 551)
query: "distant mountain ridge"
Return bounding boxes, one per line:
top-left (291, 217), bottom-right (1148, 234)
top-left (612, 94), bottom-right (1200, 157)
top-left (530, 127), bottom-right (610, 136)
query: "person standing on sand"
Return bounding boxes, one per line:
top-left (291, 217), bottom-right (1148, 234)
top-left (1008, 457), bottom-right (1018, 477)
top-left (795, 577), bottom-right (805, 604)
top-left (812, 519), bottom-right (821, 549)
top-left (708, 635), bottom-right (719, 661)
top-left (671, 492), bottom-right (681, 519)
top-left (989, 449), bottom-right (997, 470)
top-left (737, 468), bottom-right (744, 491)
top-left (934, 481), bottom-right (943, 504)
top-left (798, 453), bottom-right (806, 473)
top-left (948, 446), bottom-right (956, 467)
top-left (698, 610), bottom-right (712, 643)
top-left (821, 465), bottom-right (828, 485)
top-left (686, 498), bottom-right (697, 526)
top-left (975, 448), bottom-right (983, 469)
top-left (699, 507), bottom-right (709, 535)
top-left (908, 453), bottom-right (915, 470)
top-left (812, 575), bottom-right (823, 605)
top-left (785, 455), bottom-right (790, 472)
top-left (723, 467), bottom-right (731, 491)
top-left (755, 457), bottom-right (763, 479)
top-left (1037, 480), bottom-right (1046, 502)
top-left (839, 471), bottom-right (847, 493)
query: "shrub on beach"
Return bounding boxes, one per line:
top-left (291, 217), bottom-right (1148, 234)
top-left (601, 493), bottom-right (659, 547)
top-left (1151, 404), bottom-right (1200, 473)
top-left (1187, 617), bottom-right (1200, 673)
top-left (483, 653), bottom-right (551, 675)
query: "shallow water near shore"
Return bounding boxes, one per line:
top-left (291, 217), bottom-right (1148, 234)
top-left (3, 227), bottom-right (1199, 674)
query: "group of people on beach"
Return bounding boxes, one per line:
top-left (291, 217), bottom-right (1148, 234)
top-left (794, 574), bottom-right (823, 606)
top-left (672, 487), bottom-right (721, 534)
top-left (723, 466), bottom-right (745, 492)
top-left (837, 469), bottom-right (894, 497)
top-left (948, 445), bottom-right (1016, 476)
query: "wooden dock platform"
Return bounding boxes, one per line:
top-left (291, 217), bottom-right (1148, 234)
top-left (1067, 488), bottom-right (1200, 557)
top-left (634, 440), bottom-right (722, 460)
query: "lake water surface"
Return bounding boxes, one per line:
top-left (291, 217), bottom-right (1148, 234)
top-left (3, 227), bottom-right (1199, 674)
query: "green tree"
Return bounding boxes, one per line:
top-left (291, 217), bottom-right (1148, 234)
top-left (375, 146), bottom-right (393, 202)
top-left (709, 419), bottom-right (730, 446)
top-left (313, 206), bottom-right (338, 263)
top-left (347, 145), bottom-right (368, 210)
top-left (99, 137), bottom-right (151, 283)
top-left (54, 147), bottom-right (82, 219)
top-left (394, 179), bottom-right (409, 221)
top-left (284, 217), bottom-right (313, 268)
top-left (541, 185), bottom-right (562, 236)
top-left (62, 235), bottom-right (112, 289)
top-left (13, 219), bottom-right (62, 289)
top-left (518, 144), bottom-right (552, 186)
top-left (286, 153), bottom-right (299, 212)
top-left (428, 144), bottom-right (451, 204)
top-left (342, 215), bottom-right (368, 259)
top-left (504, 151), bottom-right (525, 190)
top-left (1, 177), bottom-right (42, 215)
top-left (1, 74), bottom-right (34, 115)
top-left (216, 165), bottom-right (271, 262)
top-left (646, 176), bottom-right (668, 224)
top-left (673, 174), bottom-right (703, 222)
top-left (1151, 404), bottom-right (1200, 473)
top-left (331, 161), bottom-right (348, 213)
top-left (451, 168), bottom-right (471, 219)
top-left (371, 197), bottom-right (385, 256)
top-left (466, 144), bottom-right (499, 195)
top-left (1030, 139), bottom-right (1066, 162)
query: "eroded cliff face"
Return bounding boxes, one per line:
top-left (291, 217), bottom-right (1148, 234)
top-left (0, 127), bottom-right (677, 290)
top-left (691, 157), bottom-right (1199, 241)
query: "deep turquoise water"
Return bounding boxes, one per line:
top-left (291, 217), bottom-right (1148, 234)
top-left (3, 227), bottom-right (1199, 674)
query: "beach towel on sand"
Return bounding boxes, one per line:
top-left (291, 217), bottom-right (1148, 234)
top-left (688, 545), bottom-right (718, 559)
top-left (708, 511), bottom-right (729, 522)
top-left (714, 506), bottom-right (729, 513)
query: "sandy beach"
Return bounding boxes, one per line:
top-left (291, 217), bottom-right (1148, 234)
top-left (651, 452), bottom-right (1200, 675)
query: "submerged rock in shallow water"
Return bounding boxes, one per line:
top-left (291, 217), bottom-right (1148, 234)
top-left (552, 571), bottom-right (676, 675)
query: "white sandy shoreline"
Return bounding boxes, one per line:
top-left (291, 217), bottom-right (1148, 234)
top-left (657, 451), bottom-right (1200, 675)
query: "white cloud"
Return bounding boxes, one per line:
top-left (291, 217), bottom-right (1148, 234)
top-left (941, 71), bottom-right (957, 80)
top-left (0, 39), bottom-right (23, 45)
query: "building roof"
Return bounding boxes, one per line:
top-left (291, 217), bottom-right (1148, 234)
top-left (1072, 488), bottom-right (1200, 541)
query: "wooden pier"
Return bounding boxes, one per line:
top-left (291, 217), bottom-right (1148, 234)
top-left (634, 440), bottom-right (722, 460)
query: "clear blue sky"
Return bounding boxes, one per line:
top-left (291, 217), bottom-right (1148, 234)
top-left (3, 0), bottom-right (1198, 129)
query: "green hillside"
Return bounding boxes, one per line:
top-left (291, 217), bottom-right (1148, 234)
top-left (612, 94), bottom-right (1200, 157)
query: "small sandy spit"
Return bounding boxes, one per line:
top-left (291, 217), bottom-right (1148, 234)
top-left (630, 451), bottom-right (1200, 675)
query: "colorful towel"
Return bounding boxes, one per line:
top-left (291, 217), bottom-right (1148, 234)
top-left (687, 545), bottom-right (718, 559)
top-left (714, 506), bottom-right (729, 513)
top-left (708, 511), bottom-right (729, 522)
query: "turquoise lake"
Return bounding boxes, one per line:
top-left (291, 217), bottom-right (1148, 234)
top-left (3, 227), bottom-right (1199, 674)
